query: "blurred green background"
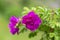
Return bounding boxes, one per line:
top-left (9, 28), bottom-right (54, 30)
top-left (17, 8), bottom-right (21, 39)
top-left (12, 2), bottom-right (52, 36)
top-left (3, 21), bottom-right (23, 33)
top-left (0, 0), bottom-right (60, 40)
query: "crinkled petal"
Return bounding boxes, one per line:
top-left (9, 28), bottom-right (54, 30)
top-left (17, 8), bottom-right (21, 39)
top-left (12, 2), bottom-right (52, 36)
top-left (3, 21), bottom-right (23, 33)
top-left (8, 16), bottom-right (20, 35)
top-left (10, 16), bottom-right (19, 24)
top-left (22, 11), bottom-right (42, 31)
top-left (10, 28), bottom-right (19, 35)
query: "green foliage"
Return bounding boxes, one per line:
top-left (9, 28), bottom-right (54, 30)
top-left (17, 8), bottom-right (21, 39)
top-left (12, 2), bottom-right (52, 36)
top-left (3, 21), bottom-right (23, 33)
top-left (22, 6), bottom-right (60, 40)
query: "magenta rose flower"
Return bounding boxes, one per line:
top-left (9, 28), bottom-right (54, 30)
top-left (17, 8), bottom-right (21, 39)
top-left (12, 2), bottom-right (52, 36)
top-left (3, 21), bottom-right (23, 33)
top-left (8, 16), bottom-right (19, 35)
top-left (22, 11), bottom-right (42, 31)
